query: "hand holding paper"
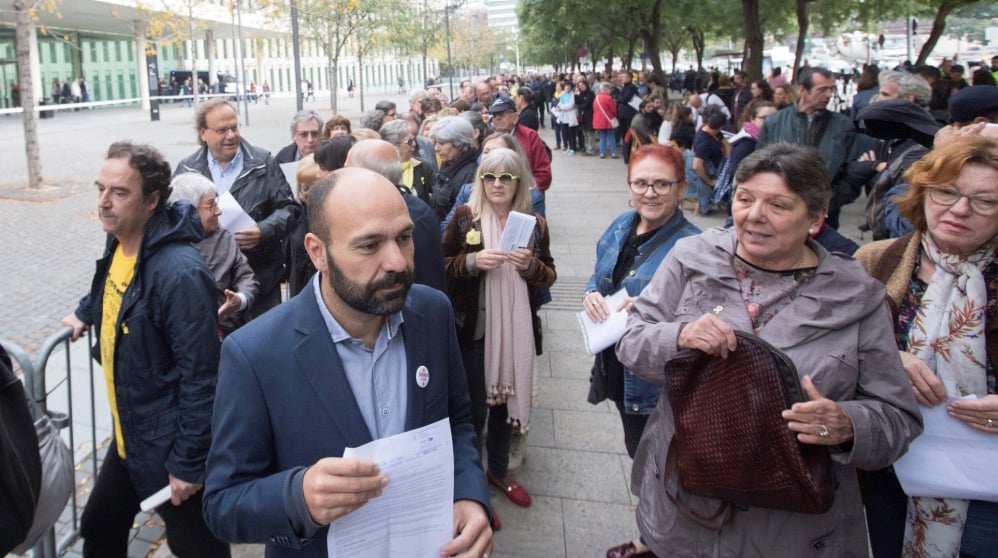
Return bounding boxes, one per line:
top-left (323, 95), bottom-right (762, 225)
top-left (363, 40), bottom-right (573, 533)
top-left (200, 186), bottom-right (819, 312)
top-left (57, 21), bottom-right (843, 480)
top-left (578, 289), bottom-right (630, 355)
top-left (303, 458), bottom-right (386, 525)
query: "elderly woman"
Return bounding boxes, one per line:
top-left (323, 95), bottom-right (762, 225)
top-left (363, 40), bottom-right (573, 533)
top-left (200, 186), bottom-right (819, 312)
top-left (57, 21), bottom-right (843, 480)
top-left (442, 148), bottom-right (556, 522)
top-left (380, 119), bottom-right (436, 203)
top-left (430, 116), bottom-right (479, 223)
top-left (612, 143), bottom-right (921, 558)
top-left (855, 136), bottom-right (998, 558)
top-left (168, 173), bottom-right (257, 336)
top-left (322, 114), bottom-right (351, 138)
top-left (593, 82), bottom-right (619, 159)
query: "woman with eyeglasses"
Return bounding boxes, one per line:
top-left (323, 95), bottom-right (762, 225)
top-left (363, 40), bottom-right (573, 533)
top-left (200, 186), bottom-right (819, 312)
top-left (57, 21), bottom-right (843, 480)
top-left (855, 136), bottom-right (998, 558)
top-left (380, 119), bottom-right (436, 204)
top-left (441, 148), bottom-right (556, 527)
top-left (583, 144), bottom-right (701, 558)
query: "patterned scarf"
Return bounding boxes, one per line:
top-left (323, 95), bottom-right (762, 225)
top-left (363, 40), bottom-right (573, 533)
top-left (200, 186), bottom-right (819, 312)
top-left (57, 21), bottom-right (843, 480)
top-left (903, 233), bottom-right (994, 557)
top-left (481, 210), bottom-right (537, 433)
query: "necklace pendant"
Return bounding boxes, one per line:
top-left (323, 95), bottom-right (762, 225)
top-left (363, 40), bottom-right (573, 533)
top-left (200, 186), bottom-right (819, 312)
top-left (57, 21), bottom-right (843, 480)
top-left (713, 305), bottom-right (724, 315)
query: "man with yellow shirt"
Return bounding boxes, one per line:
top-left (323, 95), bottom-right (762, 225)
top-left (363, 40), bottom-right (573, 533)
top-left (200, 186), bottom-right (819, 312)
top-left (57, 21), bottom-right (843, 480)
top-left (61, 142), bottom-right (229, 558)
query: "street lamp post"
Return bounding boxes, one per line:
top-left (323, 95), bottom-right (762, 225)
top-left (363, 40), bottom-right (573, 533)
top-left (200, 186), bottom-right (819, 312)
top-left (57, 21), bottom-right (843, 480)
top-left (442, 0), bottom-right (465, 101)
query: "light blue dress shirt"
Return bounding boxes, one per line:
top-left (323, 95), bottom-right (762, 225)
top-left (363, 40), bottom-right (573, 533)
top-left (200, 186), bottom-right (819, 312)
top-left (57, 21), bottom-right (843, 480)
top-left (207, 146), bottom-right (245, 195)
top-left (311, 274), bottom-right (408, 439)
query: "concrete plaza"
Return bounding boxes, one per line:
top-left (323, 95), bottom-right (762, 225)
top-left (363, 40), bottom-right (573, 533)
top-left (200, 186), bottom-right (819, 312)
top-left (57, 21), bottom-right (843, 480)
top-left (0, 91), bottom-right (868, 558)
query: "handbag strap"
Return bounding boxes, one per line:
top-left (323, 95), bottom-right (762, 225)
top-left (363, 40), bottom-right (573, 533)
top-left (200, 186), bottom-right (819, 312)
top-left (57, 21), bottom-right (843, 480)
top-left (662, 439), bottom-right (733, 531)
top-left (596, 96), bottom-right (613, 122)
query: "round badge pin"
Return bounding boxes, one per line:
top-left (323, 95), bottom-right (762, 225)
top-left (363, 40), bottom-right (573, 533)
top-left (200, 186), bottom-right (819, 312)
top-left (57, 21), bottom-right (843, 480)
top-left (416, 365), bottom-right (430, 388)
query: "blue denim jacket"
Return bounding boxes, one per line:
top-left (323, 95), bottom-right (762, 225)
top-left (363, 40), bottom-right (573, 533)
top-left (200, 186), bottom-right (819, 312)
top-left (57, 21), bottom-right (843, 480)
top-left (585, 210), bottom-right (700, 414)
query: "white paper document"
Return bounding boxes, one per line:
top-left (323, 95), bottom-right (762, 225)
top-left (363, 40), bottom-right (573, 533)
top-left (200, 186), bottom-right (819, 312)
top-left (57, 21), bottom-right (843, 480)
top-left (216, 191), bottom-right (257, 233)
top-left (139, 485), bottom-right (172, 512)
top-left (497, 211), bottom-right (537, 252)
top-left (279, 161), bottom-right (300, 193)
top-left (893, 395), bottom-right (998, 502)
top-left (577, 288), bottom-right (630, 355)
top-left (328, 417), bottom-right (454, 558)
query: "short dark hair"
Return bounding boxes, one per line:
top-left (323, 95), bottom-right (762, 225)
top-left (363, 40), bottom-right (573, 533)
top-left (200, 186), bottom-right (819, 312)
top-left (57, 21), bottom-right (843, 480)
top-left (375, 100), bottom-right (397, 113)
top-left (733, 143), bottom-right (831, 217)
top-left (702, 105), bottom-right (728, 130)
top-left (315, 135), bottom-right (355, 172)
top-left (307, 172), bottom-right (341, 244)
top-left (797, 67), bottom-right (834, 91)
top-left (106, 141), bottom-right (173, 210)
top-left (517, 86), bottom-right (534, 105)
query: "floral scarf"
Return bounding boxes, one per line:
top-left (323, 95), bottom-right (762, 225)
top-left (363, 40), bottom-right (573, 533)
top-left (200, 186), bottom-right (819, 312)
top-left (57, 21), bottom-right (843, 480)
top-left (481, 209), bottom-right (537, 433)
top-left (903, 233), bottom-right (994, 557)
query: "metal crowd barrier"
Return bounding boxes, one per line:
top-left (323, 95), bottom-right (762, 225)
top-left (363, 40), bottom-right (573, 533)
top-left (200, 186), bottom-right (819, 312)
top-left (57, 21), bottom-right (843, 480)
top-left (1, 327), bottom-right (99, 558)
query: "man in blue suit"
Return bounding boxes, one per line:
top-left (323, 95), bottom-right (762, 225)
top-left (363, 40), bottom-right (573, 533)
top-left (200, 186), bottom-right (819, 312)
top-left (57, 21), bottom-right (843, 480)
top-left (203, 167), bottom-right (493, 557)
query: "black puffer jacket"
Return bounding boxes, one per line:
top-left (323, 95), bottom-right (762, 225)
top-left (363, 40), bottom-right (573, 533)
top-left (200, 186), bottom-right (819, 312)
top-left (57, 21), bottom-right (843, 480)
top-left (430, 148), bottom-right (478, 223)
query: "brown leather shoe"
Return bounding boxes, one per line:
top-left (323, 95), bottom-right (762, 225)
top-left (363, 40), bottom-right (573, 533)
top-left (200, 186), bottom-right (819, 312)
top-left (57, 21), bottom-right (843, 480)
top-left (606, 541), bottom-right (656, 558)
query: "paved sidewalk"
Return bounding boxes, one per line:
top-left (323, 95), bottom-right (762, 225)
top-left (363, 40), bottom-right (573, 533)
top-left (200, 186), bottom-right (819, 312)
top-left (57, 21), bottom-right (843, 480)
top-left (1, 95), bottom-right (868, 558)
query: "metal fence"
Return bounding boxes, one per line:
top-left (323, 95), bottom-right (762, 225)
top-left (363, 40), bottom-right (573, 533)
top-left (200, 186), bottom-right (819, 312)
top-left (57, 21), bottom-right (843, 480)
top-left (1, 327), bottom-right (100, 558)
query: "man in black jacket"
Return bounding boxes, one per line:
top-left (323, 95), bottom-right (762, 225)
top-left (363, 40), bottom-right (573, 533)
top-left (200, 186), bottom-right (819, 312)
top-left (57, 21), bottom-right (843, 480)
top-left (175, 99), bottom-right (299, 317)
top-left (274, 110), bottom-right (324, 164)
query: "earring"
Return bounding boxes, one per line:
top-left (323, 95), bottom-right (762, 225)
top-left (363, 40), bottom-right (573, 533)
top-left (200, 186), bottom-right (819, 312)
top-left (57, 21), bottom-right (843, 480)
top-left (808, 227), bottom-right (815, 236)
top-left (628, 199), bottom-right (635, 208)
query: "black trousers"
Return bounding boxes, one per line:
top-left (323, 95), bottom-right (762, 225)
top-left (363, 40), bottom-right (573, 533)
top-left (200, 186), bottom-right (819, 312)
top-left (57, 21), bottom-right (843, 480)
top-left (613, 399), bottom-right (650, 459)
top-left (80, 442), bottom-right (230, 558)
top-left (461, 339), bottom-right (514, 478)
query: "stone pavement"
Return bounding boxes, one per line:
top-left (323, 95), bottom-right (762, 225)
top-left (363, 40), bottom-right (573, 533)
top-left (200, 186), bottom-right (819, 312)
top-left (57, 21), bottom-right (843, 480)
top-left (0, 93), bottom-right (869, 558)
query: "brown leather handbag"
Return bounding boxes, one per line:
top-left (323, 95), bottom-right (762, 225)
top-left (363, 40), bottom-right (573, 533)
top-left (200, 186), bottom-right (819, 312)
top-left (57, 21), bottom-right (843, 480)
top-left (663, 330), bottom-right (834, 528)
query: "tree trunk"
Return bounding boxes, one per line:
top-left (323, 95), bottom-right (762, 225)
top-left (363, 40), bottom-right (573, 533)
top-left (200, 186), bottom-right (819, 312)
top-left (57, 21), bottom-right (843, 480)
top-left (742, 0), bottom-right (764, 82)
top-left (792, 0), bottom-right (811, 84)
top-left (689, 28), bottom-right (706, 71)
top-left (638, 0), bottom-right (666, 84)
top-left (623, 34), bottom-right (638, 71)
top-left (14, 0), bottom-right (42, 189)
top-left (605, 46), bottom-right (614, 75)
top-left (916, 1), bottom-right (980, 65)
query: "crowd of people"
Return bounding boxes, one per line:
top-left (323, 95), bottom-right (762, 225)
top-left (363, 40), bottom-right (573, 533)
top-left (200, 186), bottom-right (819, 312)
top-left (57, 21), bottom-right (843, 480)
top-left (35, 63), bottom-right (996, 558)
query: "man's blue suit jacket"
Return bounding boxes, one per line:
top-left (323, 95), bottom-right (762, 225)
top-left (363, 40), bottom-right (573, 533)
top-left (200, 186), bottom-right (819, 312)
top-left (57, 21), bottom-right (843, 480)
top-left (203, 283), bottom-right (490, 557)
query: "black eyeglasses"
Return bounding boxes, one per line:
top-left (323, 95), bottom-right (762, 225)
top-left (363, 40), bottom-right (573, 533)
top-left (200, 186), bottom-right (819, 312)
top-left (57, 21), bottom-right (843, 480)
top-left (627, 178), bottom-right (680, 195)
top-left (480, 173), bottom-right (519, 185)
top-left (926, 186), bottom-right (998, 216)
top-left (404, 138), bottom-right (416, 146)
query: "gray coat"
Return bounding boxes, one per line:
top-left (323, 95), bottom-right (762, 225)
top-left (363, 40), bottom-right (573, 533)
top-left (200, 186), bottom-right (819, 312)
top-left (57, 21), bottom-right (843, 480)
top-left (617, 226), bottom-right (922, 557)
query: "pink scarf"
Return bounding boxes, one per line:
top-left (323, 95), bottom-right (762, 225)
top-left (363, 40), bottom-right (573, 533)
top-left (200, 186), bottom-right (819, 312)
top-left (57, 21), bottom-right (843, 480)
top-left (481, 210), bottom-right (537, 432)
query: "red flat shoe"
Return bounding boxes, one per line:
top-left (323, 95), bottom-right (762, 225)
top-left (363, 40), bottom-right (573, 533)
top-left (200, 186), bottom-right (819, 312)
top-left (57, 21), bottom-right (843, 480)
top-left (606, 541), bottom-right (656, 558)
top-left (487, 471), bottom-right (532, 507)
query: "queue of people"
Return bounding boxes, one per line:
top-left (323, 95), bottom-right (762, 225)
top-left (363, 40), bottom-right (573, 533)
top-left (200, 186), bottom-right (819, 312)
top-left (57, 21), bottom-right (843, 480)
top-left (47, 68), bottom-right (996, 558)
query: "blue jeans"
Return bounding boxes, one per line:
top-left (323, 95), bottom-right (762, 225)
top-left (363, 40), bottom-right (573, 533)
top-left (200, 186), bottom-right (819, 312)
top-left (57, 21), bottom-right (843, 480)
top-left (598, 129), bottom-right (616, 156)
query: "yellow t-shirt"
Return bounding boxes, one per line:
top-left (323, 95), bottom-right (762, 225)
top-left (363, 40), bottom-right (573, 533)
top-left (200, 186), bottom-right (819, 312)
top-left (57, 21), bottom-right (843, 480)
top-left (100, 244), bottom-right (136, 459)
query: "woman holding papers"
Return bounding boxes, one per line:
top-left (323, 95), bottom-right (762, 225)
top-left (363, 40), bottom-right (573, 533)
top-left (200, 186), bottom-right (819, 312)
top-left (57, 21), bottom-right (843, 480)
top-left (587, 144), bottom-right (699, 558)
top-left (584, 144), bottom-right (700, 459)
top-left (855, 136), bottom-right (998, 558)
top-left (442, 148), bottom-right (556, 517)
top-left (611, 143), bottom-right (920, 558)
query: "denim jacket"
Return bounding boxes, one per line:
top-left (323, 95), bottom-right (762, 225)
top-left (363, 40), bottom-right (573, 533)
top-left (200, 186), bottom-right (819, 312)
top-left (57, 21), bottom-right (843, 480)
top-left (585, 209), bottom-right (700, 413)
